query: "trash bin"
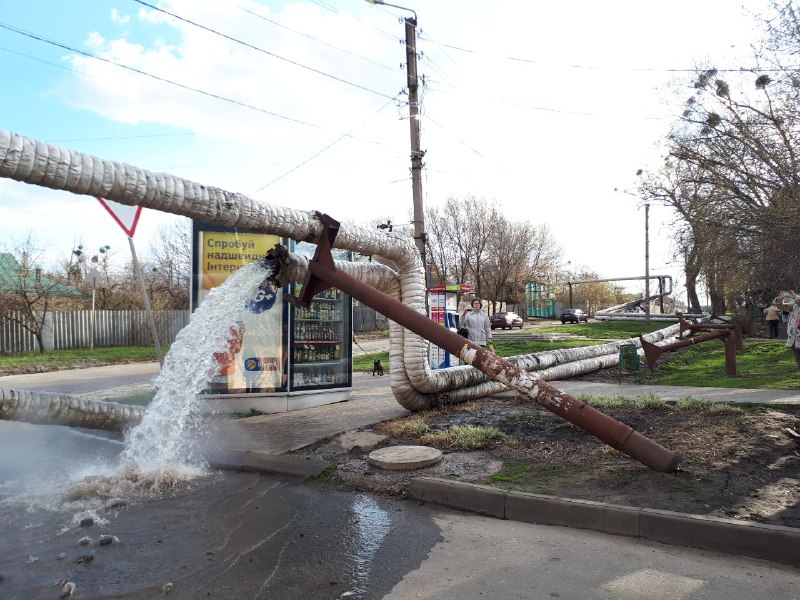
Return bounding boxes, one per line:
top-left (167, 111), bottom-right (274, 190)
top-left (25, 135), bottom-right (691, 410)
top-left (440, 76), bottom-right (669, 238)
top-left (618, 343), bottom-right (640, 377)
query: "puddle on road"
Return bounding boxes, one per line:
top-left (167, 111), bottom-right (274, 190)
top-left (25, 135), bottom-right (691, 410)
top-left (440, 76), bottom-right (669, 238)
top-left (346, 494), bottom-right (392, 597)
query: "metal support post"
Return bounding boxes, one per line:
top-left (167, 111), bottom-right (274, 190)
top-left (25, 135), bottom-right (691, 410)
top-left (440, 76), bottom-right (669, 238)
top-left (128, 236), bottom-right (164, 368)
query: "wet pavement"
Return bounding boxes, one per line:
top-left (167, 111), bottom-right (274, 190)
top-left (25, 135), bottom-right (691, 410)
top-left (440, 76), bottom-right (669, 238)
top-left (3, 358), bottom-right (800, 598)
top-left (0, 421), bottom-right (441, 600)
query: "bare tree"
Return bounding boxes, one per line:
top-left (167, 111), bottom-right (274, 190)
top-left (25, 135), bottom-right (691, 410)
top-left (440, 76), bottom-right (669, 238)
top-left (147, 217), bottom-right (192, 309)
top-left (427, 196), bottom-right (562, 311)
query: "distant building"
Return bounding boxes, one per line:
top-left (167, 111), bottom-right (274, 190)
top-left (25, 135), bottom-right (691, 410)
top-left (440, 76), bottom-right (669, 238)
top-left (0, 253), bottom-right (81, 298)
top-left (524, 281), bottom-right (555, 318)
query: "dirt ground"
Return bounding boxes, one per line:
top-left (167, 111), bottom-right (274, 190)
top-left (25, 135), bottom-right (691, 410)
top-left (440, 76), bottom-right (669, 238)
top-left (299, 384), bottom-right (800, 529)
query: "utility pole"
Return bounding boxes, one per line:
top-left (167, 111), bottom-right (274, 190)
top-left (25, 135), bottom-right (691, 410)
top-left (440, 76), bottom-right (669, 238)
top-left (644, 203), bottom-right (651, 324)
top-left (404, 15), bottom-right (426, 274)
top-left (365, 1), bottom-right (426, 274)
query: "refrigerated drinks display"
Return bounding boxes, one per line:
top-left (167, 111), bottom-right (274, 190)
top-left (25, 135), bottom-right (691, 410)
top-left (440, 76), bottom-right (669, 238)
top-left (291, 286), bottom-right (352, 390)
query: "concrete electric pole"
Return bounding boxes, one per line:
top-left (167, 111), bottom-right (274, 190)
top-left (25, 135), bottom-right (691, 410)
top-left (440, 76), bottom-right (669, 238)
top-left (404, 15), bottom-right (426, 271)
top-left (644, 203), bottom-right (651, 324)
top-left (366, 1), bottom-right (426, 273)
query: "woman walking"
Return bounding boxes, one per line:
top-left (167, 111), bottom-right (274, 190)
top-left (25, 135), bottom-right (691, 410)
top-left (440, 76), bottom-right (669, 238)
top-left (463, 298), bottom-right (493, 349)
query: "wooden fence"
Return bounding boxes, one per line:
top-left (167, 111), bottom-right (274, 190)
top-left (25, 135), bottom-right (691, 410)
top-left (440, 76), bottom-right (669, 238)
top-left (0, 310), bottom-right (190, 353)
top-left (353, 306), bottom-right (378, 332)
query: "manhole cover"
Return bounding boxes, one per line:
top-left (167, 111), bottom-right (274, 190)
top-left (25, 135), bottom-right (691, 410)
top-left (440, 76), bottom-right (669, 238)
top-left (368, 445), bottom-right (443, 471)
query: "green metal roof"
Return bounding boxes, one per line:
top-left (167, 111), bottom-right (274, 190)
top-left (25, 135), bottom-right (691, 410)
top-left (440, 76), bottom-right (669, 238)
top-left (0, 253), bottom-right (82, 297)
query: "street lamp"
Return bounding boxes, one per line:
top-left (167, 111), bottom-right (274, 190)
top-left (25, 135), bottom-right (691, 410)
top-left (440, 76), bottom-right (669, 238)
top-left (377, 219), bottom-right (412, 233)
top-left (615, 178), bottom-right (650, 324)
top-left (364, 0), bottom-right (426, 272)
top-left (89, 245), bottom-right (110, 350)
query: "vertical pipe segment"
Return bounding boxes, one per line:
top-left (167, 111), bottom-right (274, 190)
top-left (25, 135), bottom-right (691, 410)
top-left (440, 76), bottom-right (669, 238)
top-left (280, 214), bottom-right (681, 473)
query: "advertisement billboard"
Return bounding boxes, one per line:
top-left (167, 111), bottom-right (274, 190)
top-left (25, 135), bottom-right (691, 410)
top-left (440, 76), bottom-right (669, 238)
top-left (192, 223), bottom-right (287, 393)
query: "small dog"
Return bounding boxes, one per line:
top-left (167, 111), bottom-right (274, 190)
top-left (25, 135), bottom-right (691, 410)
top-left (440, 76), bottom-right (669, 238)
top-left (372, 359), bottom-right (385, 376)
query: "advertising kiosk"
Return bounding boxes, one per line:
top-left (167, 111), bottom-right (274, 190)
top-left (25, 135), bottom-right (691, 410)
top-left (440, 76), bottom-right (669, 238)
top-left (428, 284), bottom-right (471, 369)
top-left (192, 222), bottom-right (352, 413)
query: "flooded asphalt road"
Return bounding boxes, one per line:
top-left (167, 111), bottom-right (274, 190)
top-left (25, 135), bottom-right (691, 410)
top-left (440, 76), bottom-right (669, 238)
top-left (0, 421), bottom-right (441, 600)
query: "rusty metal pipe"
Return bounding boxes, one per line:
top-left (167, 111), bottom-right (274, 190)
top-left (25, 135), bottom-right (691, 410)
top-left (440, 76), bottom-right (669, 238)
top-left (278, 215), bottom-right (681, 473)
top-left (680, 321), bottom-right (743, 352)
top-left (639, 330), bottom-right (726, 371)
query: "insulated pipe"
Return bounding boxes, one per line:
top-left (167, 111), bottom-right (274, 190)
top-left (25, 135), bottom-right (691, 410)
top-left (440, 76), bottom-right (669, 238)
top-left (282, 216), bottom-right (681, 473)
top-left (0, 388), bottom-right (144, 431)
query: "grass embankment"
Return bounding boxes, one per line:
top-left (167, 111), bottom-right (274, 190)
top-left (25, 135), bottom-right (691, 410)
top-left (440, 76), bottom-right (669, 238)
top-left (4, 321), bottom-right (798, 390)
top-left (0, 346), bottom-right (165, 376)
top-left (354, 321), bottom-right (800, 389)
top-left (646, 339), bottom-right (800, 389)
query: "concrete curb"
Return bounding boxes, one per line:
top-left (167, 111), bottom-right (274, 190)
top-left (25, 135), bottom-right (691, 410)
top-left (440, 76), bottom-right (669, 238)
top-left (209, 449), bottom-right (332, 477)
top-left (409, 477), bottom-right (800, 568)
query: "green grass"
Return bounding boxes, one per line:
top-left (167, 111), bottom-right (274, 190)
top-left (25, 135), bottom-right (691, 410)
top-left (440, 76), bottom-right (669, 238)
top-left (648, 339), bottom-right (800, 389)
top-left (490, 460), bottom-right (566, 485)
top-left (579, 393), bottom-right (668, 410)
top-left (353, 351), bottom-right (389, 372)
top-left (420, 424), bottom-right (517, 450)
top-left (0, 346), bottom-right (167, 375)
top-left (578, 393), bottom-right (753, 413)
top-left (492, 339), bottom-right (598, 356)
top-left (533, 320), bottom-right (666, 339)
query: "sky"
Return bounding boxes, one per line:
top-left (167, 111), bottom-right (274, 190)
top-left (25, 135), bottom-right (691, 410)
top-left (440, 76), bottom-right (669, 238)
top-left (0, 0), bottom-right (771, 298)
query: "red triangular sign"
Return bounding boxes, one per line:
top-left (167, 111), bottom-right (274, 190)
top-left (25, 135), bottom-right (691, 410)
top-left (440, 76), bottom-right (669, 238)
top-left (97, 198), bottom-right (143, 238)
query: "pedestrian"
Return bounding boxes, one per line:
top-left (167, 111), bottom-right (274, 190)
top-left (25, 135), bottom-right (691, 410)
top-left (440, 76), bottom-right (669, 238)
top-left (782, 290), bottom-right (797, 320)
top-left (764, 302), bottom-right (781, 339)
top-left (463, 298), bottom-right (493, 350)
top-left (786, 295), bottom-right (800, 369)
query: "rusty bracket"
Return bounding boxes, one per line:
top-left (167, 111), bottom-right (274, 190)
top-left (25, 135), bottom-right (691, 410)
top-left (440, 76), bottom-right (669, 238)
top-left (285, 212), bottom-right (340, 309)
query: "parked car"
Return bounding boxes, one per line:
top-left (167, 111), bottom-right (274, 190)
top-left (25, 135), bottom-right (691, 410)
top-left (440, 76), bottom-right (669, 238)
top-left (490, 311), bottom-right (524, 330)
top-left (560, 308), bottom-right (588, 324)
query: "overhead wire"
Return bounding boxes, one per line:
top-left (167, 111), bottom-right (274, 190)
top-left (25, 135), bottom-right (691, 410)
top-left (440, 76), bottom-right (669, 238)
top-left (239, 5), bottom-right (396, 71)
top-left (251, 94), bottom-right (405, 194)
top-left (0, 22), bottom-right (323, 129)
top-left (131, 0), bottom-right (399, 101)
top-left (417, 30), bottom-right (799, 73)
top-left (0, 26), bottom-right (395, 149)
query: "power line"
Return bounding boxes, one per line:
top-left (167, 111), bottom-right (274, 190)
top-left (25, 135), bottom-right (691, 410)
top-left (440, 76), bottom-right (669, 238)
top-left (0, 44), bottom-right (395, 147)
top-left (132, 0), bottom-right (400, 101)
top-left (0, 22), bottom-right (323, 129)
top-left (424, 111), bottom-right (509, 174)
top-left (252, 94), bottom-right (402, 194)
top-left (417, 31), bottom-right (800, 74)
top-left (50, 133), bottom-right (196, 142)
top-left (239, 6), bottom-right (395, 71)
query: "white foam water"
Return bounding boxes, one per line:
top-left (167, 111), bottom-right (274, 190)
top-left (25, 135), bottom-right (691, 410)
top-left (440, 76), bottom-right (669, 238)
top-left (120, 262), bottom-right (272, 482)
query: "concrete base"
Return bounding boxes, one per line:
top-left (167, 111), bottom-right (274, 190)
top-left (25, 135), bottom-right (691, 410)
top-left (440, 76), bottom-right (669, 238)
top-left (204, 388), bottom-right (351, 414)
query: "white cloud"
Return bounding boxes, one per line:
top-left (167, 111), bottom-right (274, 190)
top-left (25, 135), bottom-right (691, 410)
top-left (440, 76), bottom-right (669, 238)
top-left (110, 8), bottom-right (130, 25)
top-left (1, 0), bottom-right (773, 291)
